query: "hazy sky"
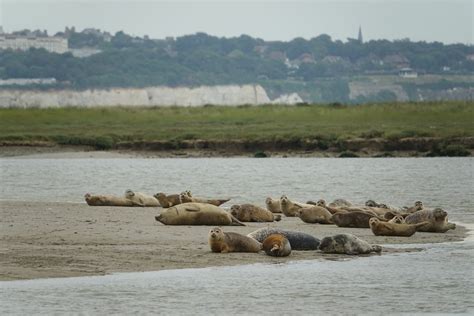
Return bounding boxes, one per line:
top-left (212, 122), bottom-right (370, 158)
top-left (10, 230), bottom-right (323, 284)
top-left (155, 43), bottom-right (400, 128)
top-left (0, 0), bottom-right (472, 44)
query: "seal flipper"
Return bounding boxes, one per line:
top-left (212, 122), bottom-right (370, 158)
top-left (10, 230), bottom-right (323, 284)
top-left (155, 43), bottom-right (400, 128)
top-left (230, 215), bottom-right (246, 226)
top-left (132, 200), bottom-right (145, 207)
top-left (184, 205), bottom-right (201, 212)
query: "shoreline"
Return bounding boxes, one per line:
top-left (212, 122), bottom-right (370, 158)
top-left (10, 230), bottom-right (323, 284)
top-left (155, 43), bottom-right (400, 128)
top-left (1, 139), bottom-right (473, 158)
top-left (0, 201), bottom-right (467, 281)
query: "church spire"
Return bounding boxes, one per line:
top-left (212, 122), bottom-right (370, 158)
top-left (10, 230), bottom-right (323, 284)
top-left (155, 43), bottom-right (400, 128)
top-left (358, 25), bottom-right (363, 43)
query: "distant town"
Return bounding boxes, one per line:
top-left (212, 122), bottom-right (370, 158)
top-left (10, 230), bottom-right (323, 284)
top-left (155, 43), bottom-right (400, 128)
top-left (0, 26), bottom-right (473, 103)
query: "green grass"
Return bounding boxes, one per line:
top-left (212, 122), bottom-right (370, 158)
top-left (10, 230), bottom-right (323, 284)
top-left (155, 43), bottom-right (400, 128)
top-left (1, 102), bottom-right (473, 148)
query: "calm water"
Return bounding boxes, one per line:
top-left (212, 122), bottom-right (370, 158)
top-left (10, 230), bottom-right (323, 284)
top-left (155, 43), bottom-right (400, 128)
top-left (1, 157), bottom-right (473, 314)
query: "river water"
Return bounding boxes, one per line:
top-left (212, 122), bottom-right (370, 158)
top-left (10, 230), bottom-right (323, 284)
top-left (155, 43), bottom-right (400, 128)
top-left (0, 157), bottom-right (473, 314)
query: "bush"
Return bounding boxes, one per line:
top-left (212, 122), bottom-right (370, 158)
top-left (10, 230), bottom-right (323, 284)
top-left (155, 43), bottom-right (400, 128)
top-left (339, 151), bottom-right (359, 158)
top-left (254, 151), bottom-right (268, 158)
top-left (426, 143), bottom-right (470, 157)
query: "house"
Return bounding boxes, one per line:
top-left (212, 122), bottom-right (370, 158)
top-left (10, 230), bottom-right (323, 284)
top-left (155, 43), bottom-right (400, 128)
top-left (398, 68), bottom-right (418, 78)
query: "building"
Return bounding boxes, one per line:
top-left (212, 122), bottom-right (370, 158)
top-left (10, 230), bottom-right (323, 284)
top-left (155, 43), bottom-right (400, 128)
top-left (358, 26), bottom-right (363, 43)
top-left (398, 68), bottom-right (418, 78)
top-left (0, 27), bottom-right (68, 53)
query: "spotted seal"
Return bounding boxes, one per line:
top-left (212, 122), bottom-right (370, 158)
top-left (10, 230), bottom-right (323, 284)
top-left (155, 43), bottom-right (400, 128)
top-left (247, 227), bottom-right (320, 250)
top-left (331, 211), bottom-right (386, 228)
top-left (208, 227), bottom-right (261, 253)
top-left (405, 208), bottom-right (456, 233)
top-left (404, 201), bottom-right (424, 213)
top-left (388, 215), bottom-right (405, 224)
top-left (319, 234), bottom-right (382, 255)
top-left (328, 198), bottom-right (352, 208)
top-left (316, 199), bottom-right (347, 215)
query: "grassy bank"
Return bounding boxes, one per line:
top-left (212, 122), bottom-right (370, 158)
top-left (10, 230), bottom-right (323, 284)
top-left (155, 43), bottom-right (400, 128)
top-left (1, 101), bottom-right (473, 155)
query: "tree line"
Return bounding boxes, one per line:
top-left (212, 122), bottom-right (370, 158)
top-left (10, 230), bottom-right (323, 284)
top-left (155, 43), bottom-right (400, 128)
top-left (0, 30), bottom-right (473, 89)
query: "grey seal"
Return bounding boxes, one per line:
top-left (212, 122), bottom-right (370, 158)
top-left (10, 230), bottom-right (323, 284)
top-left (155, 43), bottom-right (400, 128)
top-left (319, 233), bottom-right (382, 255)
top-left (247, 227), bottom-right (320, 250)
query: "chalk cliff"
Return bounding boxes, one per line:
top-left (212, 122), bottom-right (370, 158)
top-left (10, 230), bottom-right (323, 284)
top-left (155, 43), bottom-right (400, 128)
top-left (0, 85), bottom-right (272, 108)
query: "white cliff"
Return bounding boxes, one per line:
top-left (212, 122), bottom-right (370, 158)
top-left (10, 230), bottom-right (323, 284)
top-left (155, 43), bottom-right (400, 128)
top-left (0, 84), bottom-right (272, 108)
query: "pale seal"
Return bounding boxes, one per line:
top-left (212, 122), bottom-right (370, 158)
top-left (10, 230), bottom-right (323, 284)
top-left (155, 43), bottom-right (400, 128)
top-left (280, 195), bottom-right (314, 217)
top-left (262, 234), bottom-right (291, 257)
top-left (179, 192), bottom-right (230, 206)
top-left (247, 227), bottom-right (320, 250)
top-left (124, 189), bottom-right (160, 207)
top-left (319, 234), bottom-right (382, 255)
top-left (154, 192), bottom-right (182, 208)
top-left (405, 208), bottom-right (456, 233)
top-left (230, 204), bottom-right (281, 222)
top-left (265, 197), bottom-right (282, 213)
top-left (155, 202), bottom-right (245, 226)
top-left (84, 193), bottom-right (143, 207)
top-left (208, 227), bottom-right (261, 253)
top-left (369, 217), bottom-right (429, 237)
top-left (296, 206), bottom-right (333, 224)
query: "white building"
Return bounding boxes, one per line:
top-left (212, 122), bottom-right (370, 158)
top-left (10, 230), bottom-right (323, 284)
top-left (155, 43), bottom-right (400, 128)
top-left (0, 30), bottom-right (68, 54)
top-left (398, 67), bottom-right (418, 78)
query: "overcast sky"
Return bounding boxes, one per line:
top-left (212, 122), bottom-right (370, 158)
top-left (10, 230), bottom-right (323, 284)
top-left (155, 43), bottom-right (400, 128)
top-left (0, 0), bottom-right (472, 44)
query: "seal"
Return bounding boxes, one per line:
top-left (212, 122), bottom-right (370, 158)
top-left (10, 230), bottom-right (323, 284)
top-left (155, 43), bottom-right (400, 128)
top-left (179, 192), bottom-right (230, 206)
top-left (328, 198), bottom-right (352, 208)
top-left (155, 202), bottom-right (245, 226)
top-left (384, 211), bottom-right (410, 220)
top-left (365, 200), bottom-right (382, 208)
top-left (262, 234), bottom-right (291, 257)
top-left (247, 227), bottom-right (320, 250)
top-left (388, 215), bottom-right (405, 224)
top-left (405, 208), bottom-right (456, 233)
top-left (369, 217), bottom-right (429, 237)
top-left (365, 200), bottom-right (400, 212)
top-left (331, 211), bottom-right (386, 228)
top-left (280, 195), bottom-right (314, 217)
top-left (84, 193), bottom-right (143, 207)
top-left (154, 192), bottom-right (182, 208)
top-left (208, 227), bottom-right (261, 253)
top-left (316, 199), bottom-right (347, 215)
top-left (404, 201), bottom-right (424, 213)
top-left (124, 189), bottom-right (160, 207)
top-left (230, 204), bottom-right (282, 222)
top-left (296, 206), bottom-right (333, 224)
top-left (265, 197), bottom-right (282, 213)
top-left (319, 234), bottom-right (382, 255)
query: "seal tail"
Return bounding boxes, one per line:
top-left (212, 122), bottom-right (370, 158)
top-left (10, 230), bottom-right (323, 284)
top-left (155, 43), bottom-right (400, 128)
top-left (230, 215), bottom-right (246, 226)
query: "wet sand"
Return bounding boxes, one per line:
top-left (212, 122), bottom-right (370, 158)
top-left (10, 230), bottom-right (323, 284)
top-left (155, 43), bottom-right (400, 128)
top-left (0, 201), bottom-right (466, 281)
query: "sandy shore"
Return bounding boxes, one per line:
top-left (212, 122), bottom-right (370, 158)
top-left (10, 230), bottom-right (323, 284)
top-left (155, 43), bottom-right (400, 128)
top-left (0, 201), bottom-right (467, 281)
